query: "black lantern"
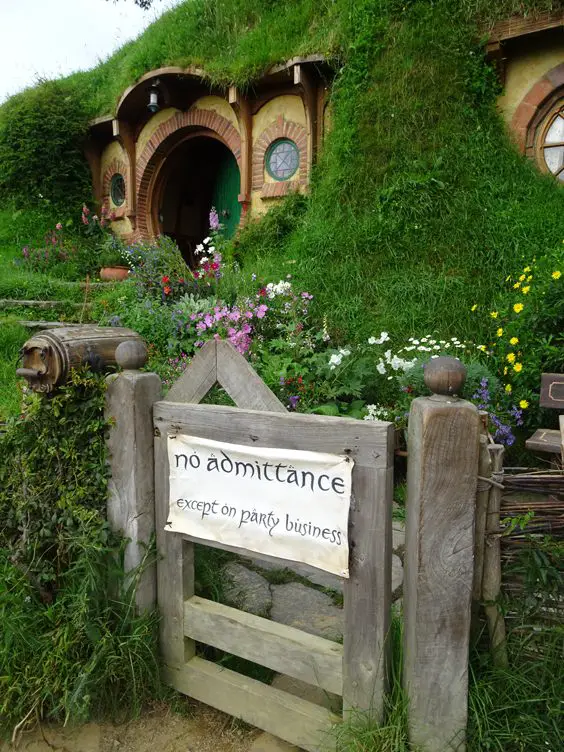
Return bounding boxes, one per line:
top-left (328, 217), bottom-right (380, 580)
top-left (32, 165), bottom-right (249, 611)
top-left (148, 80), bottom-right (160, 113)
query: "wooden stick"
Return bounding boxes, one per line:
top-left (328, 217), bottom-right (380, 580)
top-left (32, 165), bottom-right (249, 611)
top-left (472, 414), bottom-right (491, 636)
top-left (482, 444), bottom-right (508, 667)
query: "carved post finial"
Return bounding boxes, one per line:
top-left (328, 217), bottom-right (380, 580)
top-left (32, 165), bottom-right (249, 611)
top-left (115, 340), bottom-right (148, 371)
top-left (423, 356), bottom-right (467, 399)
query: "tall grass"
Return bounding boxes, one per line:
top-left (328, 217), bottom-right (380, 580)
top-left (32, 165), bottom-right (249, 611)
top-left (334, 615), bottom-right (563, 751)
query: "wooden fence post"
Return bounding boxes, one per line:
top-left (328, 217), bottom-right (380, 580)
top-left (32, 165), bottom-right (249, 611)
top-left (105, 340), bottom-right (161, 612)
top-left (403, 357), bottom-right (480, 752)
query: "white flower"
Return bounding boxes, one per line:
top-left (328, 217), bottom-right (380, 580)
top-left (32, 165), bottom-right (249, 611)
top-left (368, 337), bottom-right (377, 345)
top-left (200, 256), bottom-right (209, 263)
top-left (431, 354), bottom-right (440, 359)
top-left (376, 360), bottom-right (386, 375)
top-left (404, 345), bottom-right (415, 351)
top-left (433, 345), bottom-right (441, 350)
top-left (451, 337), bottom-right (457, 342)
top-left (203, 236), bottom-right (211, 244)
top-left (339, 348), bottom-right (351, 357)
top-left (420, 337), bottom-right (428, 343)
top-left (384, 349), bottom-right (392, 361)
top-left (412, 339), bottom-right (419, 345)
top-left (444, 342), bottom-right (451, 348)
top-left (195, 244), bottom-right (204, 253)
top-left (376, 331), bottom-right (390, 344)
top-left (329, 353), bottom-right (343, 368)
top-left (429, 339), bottom-right (436, 345)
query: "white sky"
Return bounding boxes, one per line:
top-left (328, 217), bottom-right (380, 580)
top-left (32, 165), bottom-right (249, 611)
top-left (0, 0), bottom-right (183, 104)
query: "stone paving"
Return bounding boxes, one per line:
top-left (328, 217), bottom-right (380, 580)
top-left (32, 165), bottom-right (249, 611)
top-left (223, 519), bottom-right (405, 644)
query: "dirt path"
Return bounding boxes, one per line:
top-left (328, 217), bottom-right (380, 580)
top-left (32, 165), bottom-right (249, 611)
top-left (1, 702), bottom-right (264, 752)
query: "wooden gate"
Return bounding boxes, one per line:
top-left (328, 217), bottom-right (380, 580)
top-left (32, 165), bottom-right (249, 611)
top-left (153, 340), bottom-right (394, 751)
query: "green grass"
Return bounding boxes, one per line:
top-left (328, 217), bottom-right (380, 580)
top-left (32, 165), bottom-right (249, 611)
top-left (0, 320), bottom-right (28, 420)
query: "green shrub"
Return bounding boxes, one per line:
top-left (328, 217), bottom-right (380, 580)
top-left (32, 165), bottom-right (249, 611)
top-left (0, 370), bottom-right (161, 729)
top-left (0, 80), bottom-right (92, 211)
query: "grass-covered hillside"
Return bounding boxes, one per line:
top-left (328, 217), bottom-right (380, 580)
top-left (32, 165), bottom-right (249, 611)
top-left (1, 0), bottom-right (563, 341)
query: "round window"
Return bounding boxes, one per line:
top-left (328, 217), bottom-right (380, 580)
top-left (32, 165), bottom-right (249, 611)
top-left (266, 139), bottom-right (300, 181)
top-left (539, 107), bottom-right (564, 181)
top-left (110, 173), bottom-right (126, 206)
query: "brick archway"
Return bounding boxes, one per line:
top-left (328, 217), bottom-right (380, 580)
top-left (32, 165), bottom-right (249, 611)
top-left (136, 109), bottom-right (242, 239)
top-left (102, 158), bottom-right (129, 218)
top-left (252, 115), bottom-right (308, 198)
top-left (511, 62), bottom-right (564, 154)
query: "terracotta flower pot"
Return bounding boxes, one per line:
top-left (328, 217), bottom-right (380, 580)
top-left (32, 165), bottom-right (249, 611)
top-left (99, 265), bottom-right (129, 281)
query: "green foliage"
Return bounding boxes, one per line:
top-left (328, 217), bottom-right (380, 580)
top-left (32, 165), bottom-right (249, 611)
top-left (0, 80), bottom-right (92, 211)
top-left (0, 370), bottom-right (161, 729)
top-left (0, 320), bottom-right (28, 421)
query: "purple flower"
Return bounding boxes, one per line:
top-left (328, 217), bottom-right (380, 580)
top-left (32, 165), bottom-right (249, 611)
top-left (288, 395), bottom-right (300, 410)
top-left (209, 207), bottom-right (220, 231)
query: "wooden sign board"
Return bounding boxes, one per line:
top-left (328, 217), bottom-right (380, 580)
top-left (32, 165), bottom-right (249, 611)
top-left (540, 373), bottom-right (564, 409)
top-left (166, 433), bottom-right (354, 577)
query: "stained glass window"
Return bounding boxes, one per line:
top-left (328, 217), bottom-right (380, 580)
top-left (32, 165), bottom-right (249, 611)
top-left (110, 173), bottom-right (126, 206)
top-left (266, 139), bottom-right (299, 181)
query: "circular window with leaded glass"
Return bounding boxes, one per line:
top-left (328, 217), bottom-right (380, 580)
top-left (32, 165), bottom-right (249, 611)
top-left (110, 173), bottom-right (126, 206)
top-left (266, 139), bottom-right (300, 181)
top-left (539, 107), bottom-right (564, 181)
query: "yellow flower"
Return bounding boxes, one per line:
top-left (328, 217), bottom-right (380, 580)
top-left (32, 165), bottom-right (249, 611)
top-left (497, 327), bottom-right (503, 337)
top-left (519, 274), bottom-right (526, 282)
top-left (552, 270), bottom-right (562, 280)
top-left (513, 363), bottom-right (523, 373)
top-left (505, 275), bottom-right (511, 282)
top-left (477, 344), bottom-right (487, 352)
top-left (510, 336), bottom-right (519, 345)
top-left (471, 304), bottom-right (478, 311)
top-left (490, 311), bottom-right (498, 318)
top-left (513, 282), bottom-right (521, 289)
top-left (522, 286), bottom-right (530, 294)
top-left (505, 384), bottom-right (512, 393)
top-left (526, 275), bottom-right (533, 282)
top-left (519, 400), bottom-right (529, 409)
top-left (503, 367), bottom-right (508, 375)
top-left (523, 266), bottom-right (531, 273)
top-left (514, 303), bottom-right (524, 313)
top-left (506, 352), bottom-right (516, 363)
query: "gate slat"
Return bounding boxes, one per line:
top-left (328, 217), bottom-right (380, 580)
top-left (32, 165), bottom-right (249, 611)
top-left (164, 657), bottom-right (339, 752)
top-left (184, 595), bottom-right (343, 695)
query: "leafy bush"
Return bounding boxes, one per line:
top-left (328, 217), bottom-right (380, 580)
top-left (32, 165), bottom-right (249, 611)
top-left (0, 370), bottom-right (161, 730)
top-left (0, 80), bottom-right (92, 211)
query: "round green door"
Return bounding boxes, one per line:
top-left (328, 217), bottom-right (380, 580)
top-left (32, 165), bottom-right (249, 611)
top-left (212, 149), bottom-right (241, 238)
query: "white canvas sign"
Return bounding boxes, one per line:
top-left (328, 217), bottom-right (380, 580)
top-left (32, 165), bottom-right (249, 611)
top-left (166, 434), bottom-right (353, 577)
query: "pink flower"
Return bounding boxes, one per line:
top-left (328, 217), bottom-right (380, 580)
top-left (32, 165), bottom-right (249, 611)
top-left (82, 214), bottom-right (89, 225)
top-left (256, 304), bottom-right (268, 319)
top-left (55, 222), bottom-right (63, 230)
top-left (82, 205), bottom-right (90, 216)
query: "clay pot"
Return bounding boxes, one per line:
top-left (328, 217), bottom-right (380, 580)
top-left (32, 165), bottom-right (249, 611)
top-left (99, 265), bottom-right (130, 282)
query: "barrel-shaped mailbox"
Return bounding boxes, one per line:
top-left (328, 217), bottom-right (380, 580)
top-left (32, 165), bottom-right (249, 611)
top-left (17, 326), bottom-right (145, 393)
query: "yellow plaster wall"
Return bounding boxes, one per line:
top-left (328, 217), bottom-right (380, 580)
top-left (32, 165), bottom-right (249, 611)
top-left (100, 141), bottom-right (127, 184)
top-left (191, 95), bottom-right (240, 133)
top-left (111, 217), bottom-right (133, 237)
top-left (136, 107), bottom-right (180, 156)
top-left (498, 41), bottom-right (564, 123)
top-left (252, 95), bottom-right (306, 145)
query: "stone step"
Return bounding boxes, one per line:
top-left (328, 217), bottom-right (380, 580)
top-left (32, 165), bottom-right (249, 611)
top-left (0, 299), bottom-right (85, 309)
top-left (18, 320), bottom-right (81, 329)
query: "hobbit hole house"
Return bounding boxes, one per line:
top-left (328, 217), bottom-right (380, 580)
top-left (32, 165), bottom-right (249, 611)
top-left (87, 57), bottom-right (332, 263)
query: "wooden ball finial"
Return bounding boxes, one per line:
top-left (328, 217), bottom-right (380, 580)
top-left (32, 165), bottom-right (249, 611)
top-left (423, 356), bottom-right (466, 397)
top-left (115, 340), bottom-right (148, 370)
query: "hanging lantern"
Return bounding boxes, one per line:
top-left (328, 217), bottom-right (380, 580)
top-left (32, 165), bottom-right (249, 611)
top-left (148, 80), bottom-right (160, 113)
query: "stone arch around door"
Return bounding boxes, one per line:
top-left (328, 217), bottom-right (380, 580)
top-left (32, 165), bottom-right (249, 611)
top-left (136, 109), bottom-right (242, 239)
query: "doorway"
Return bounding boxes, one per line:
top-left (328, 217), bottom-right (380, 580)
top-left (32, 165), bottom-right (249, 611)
top-left (156, 135), bottom-right (241, 266)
